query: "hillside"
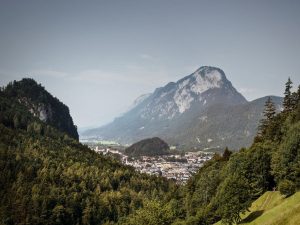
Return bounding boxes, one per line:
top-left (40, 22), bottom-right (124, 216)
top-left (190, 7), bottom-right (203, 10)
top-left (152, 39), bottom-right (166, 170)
top-left (0, 79), bottom-right (177, 225)
top-left (83, 66), bottom-right (283, 150)
top-left (2, 78), bottom-right (79, 140)
top-left (125, 137), bottom-right (170, 157)
top-left (215, 191), bottom-right (300, 225)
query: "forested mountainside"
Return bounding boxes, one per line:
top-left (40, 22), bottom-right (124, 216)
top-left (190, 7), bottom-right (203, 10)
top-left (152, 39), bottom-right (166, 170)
top-left (1, 78), bottom-right (79, 140)
top-left (1, 78), bottom-right (299, 225)
top-left (83, 66), bottom-right (283, 150)
top-left (0, 79), bottom-right (178, 224)
top-left (174, 79), bottom-right (300, 225)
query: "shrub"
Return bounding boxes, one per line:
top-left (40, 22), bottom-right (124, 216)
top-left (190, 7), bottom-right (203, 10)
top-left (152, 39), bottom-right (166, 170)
top-left (278, 180), bottom-right (296, 197)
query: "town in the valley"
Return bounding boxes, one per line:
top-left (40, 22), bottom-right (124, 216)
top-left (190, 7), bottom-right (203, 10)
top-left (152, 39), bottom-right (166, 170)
top-left (82, 140), bottom-right (214, 183)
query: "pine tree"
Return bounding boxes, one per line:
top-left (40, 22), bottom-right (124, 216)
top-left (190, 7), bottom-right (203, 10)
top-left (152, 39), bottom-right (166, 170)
top-left (291, 92), bottom-right (298, 110)
top-left (296, 85), bottom-right (300, 105)
top-left (222, 147), bottom-right (232, 161)
top-left (283, 78), bottom-right (293, 112)
top-left (258, 97), bottom-right (276, 136)
top-left (264, 97), bottom-right (276, 120)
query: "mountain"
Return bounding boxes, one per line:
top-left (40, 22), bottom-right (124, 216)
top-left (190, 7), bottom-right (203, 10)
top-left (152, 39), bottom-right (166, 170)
top-left (2, 78), bottom-right (79, 140)
top-left (83, 66), bottom-right (282, 150)
top-left (0, 78), bottom-right (176, 224)
top-left (164, 95), bottom-right (283, 150)
top-left (125, 137), bottom-right (170, 157)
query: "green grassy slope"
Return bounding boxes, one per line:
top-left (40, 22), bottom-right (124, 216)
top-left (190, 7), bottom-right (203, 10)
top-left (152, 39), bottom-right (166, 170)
top-left (215, 191), bottom-right (300, 225)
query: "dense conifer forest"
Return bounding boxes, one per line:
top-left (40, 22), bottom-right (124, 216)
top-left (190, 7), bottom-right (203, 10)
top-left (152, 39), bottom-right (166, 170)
top-left (0, 78), bottom-right (299, 225)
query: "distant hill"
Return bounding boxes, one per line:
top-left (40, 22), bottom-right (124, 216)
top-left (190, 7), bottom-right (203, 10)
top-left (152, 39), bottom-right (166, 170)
top-left (1, 78), bottom-right (79, 140)
top-left (125, 137), bottom-right (170, 157)
top-left (83, 66), bottom-right (283, 150)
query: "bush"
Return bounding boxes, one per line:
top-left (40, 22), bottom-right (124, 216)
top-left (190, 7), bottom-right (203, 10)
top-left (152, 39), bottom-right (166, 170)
top-left (279, 180), bottom-right (296, 197)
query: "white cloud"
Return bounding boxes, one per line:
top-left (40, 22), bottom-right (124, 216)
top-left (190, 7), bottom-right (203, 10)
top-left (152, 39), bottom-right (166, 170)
top-left (139, 54), bottom-right (154, 60)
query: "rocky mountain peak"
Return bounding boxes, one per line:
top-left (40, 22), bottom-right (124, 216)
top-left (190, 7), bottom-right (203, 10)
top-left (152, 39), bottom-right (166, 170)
top-left (190, 66), bottom-right (229, 92)
top-left (121, 66), bottom-right (246, 119)
top-left (194, 66), bottom-right (224, 80)
top-left (83, 66), bottom-right (258, 149)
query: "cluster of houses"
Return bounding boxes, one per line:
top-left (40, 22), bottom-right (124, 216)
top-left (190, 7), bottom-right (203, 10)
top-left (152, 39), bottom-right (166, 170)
top-left (91, 145), bottom-right (213, 183)
top-left (124, 152), bottom-right (213, 183)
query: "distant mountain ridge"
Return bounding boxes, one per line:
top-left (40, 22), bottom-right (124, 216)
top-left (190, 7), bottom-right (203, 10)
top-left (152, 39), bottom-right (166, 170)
top-left (129, 66), bottom-right (247, 120)
top-left (83, 66), bottom-right (283, 150)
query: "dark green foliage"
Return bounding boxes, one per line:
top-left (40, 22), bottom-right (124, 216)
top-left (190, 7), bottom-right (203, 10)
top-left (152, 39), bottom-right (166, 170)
top-left (225, 144), bottom-right (274, 198)
top-left (2, 78), bottom-right (78, 140)
top-left (296, 85), bottom-right (300, 105)
top-left (125, 137), bottom-right (170, 157)
top-left (0, 125), bottom-right (177, 225)
top-left (278, 180), bottom-right (296, 197)
top-left (176, 154), bottom-right (229, 225)
top-left (214, 174), bottom-right (252, 225)
top-left (258, 97), bottom-right (276, 137)
top-left (121, 200), bottom-right (175, 225)
top-left (222, 147), bottom-right (232, 161)
top-left (283, 77), bottom-right (293, 112)
top-left (271, 121), bottom-right (300, 187)
top-left (0, 82), bottom-right (177, 225)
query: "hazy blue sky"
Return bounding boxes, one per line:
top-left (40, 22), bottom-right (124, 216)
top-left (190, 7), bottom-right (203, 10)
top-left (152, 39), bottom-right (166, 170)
top-left (0, 0), bottom-right (300, 127)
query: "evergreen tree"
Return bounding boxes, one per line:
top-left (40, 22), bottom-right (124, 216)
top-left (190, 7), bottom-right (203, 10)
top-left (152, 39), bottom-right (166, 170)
top-left (258, 97), bottom-right (276, 136)
top-left (271, 121), bottom-right (300, 187)
top-left (283, 78), bottom-right (293, 112)
top-left (296, 85), bottom-right (300, 105)
top-left (264, 97), bottom-right (276, 120)
top-left (215, 174), bottom-right (252, 225)
top-left (222, 147), bottom-right (232, 161)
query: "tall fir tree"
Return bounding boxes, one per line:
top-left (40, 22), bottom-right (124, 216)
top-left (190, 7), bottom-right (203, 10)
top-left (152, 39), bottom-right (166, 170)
top-left (291, 92), bottom-right (298, 110)
top-left (296, 85), bottom-right (300, 105)
top-left (222, 147), bottom-right (232, 161)
top-left (258, 97), bottom-right (276, 136)
top-left (264, 97), bottom-right (276, 120)
top-left (283, 77), bottom-right (293, 112)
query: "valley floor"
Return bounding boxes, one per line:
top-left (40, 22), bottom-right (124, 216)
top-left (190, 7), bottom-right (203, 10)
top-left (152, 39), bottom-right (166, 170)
top-left (88, 143), bottom-right (214, 183)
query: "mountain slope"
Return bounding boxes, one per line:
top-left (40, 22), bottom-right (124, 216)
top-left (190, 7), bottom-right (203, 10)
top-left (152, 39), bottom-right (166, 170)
top-left (83, 67), bottom-right (282, 150)
top-left (165, 96), bottom-right (283, 150)
top-left (215, 191), bottom-right (300, 225)
top-left (2, 78), bottom-right (79, 140)
top-left (0, 79), bottom-right (176, 225)
top-left (179, 85), bottom-right (300, 224)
